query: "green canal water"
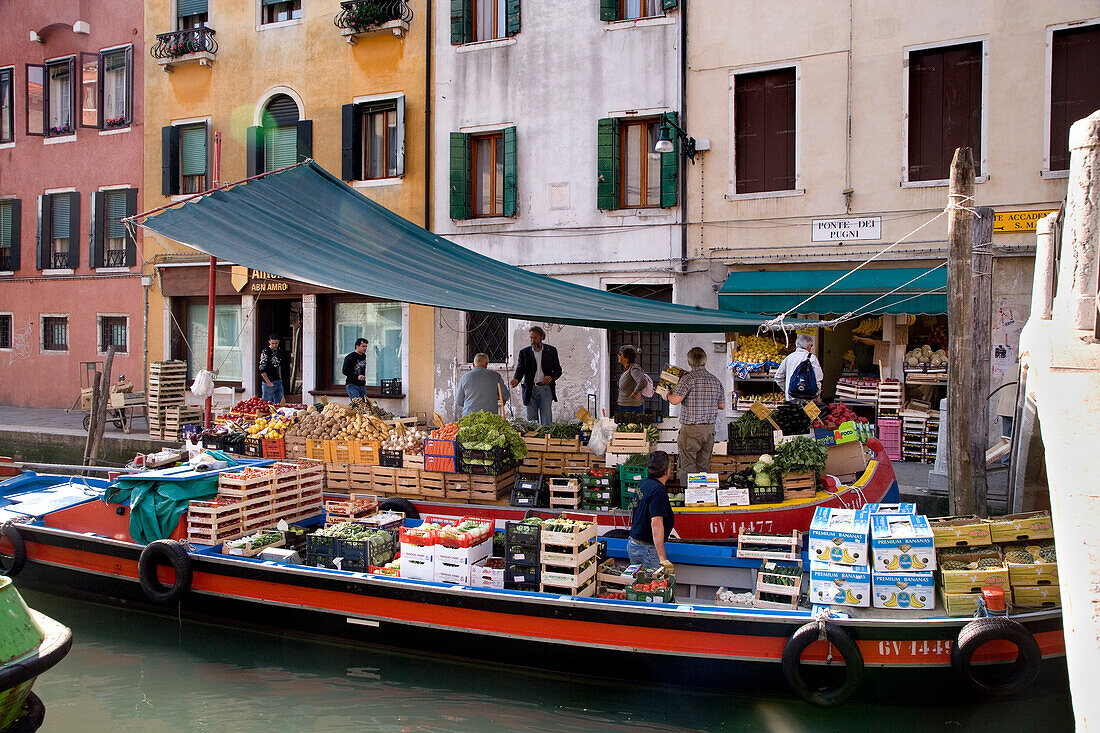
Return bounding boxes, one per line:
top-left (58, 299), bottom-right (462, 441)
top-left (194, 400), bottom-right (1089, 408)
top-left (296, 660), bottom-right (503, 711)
top-left (22, 590), bottom-right (1073, 732)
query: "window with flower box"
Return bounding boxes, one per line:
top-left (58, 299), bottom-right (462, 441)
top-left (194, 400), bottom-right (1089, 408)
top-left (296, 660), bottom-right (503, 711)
top-left (26, 59), bottom-right (76, 137)
top-left (79, 47), bottom-right (133, 131)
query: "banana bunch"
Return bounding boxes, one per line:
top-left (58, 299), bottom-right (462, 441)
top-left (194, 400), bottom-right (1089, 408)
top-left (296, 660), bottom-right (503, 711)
top-left (852, 317), bottom-right (882, 336)
top-left (731, 335), bottom-right (786, 364)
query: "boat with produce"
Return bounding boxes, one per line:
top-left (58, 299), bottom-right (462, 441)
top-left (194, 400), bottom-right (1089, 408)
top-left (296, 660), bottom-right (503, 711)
top-left (0, 466), bottom-right (1063, 707)
top-left (0, 574), bottom-right (73, 732)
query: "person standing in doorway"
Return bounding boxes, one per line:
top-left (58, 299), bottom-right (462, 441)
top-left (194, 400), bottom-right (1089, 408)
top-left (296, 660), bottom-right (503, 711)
top-left (455, 353), bottom-right (510, 417)
top-left (510, 326), bottom-right (562, 426)
top-left (342, 337), bottom-right (369, 401)
top-left (258, 334), bottom-right (286, 404)
top-left (616, 345), bottom-right (646, 415)
top-left (665, 347), bottom-right (725, 487)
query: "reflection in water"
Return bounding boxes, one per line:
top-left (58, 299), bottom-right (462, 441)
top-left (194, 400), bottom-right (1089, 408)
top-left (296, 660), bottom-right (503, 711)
top-left (23, 590), bottom-right (1073, 732)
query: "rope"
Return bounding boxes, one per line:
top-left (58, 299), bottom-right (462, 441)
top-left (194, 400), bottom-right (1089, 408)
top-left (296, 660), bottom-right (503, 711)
top-left (759, 195), bottom-right (977, 334)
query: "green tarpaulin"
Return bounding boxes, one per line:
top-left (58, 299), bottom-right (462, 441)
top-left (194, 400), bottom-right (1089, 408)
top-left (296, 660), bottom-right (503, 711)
top-left (105, 475), bottom-right (218, 544)
top-left (135, 161), bottom-right (784, 332)
top-left (717, 267), bottom-right (947, 316)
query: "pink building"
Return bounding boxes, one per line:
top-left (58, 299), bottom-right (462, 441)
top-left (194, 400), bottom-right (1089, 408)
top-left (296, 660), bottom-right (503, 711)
top-left (0, 0), bottom-right (145, 408)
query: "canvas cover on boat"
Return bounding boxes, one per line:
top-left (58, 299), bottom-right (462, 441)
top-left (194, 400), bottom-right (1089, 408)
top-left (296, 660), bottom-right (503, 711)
top-left (134, 161), bottom-right (784, 333)
top-left (105, 475), bottom-right (218, 544)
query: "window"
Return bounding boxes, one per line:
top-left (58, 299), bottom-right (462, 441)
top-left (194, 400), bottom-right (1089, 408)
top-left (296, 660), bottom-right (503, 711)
top-left (449, 127), bottom-right (517, 219)
top-left (99, 316), bottom-right (128, 353)
top-left (42, 316), bottom-right (68, 351)
top-left (80, 55), bottom-right (98, 128)
top-left (248, 94), bottom-right (311, 177)
top-left (466, 313), bottom-right (508, 364)
top-left (330, 302), bottom-right (403, 386)
top-left (597, 114), bottom-right (678, 209)
top-left (46, 58), bottom-right (75, 136)
top-left (620, 0), bottom-right (662, 20)
top-left (186, 303), bottom-right (242, 381)
top-left (0, 314), bottom-right (10, 350)
top-left (620, 118), bottom-right (661, 207)
top-left (363, 106), bottom-right (398, 179)
top-left (180, 123), bottom-right (208, 193)
top-left (92, 189), bottom-right (136, 268)
top-left (907, 42), bottom-right (983, 183)
top-left (0, 199), bottom-right (18, 272)
top-left (733, 67), bottom-right (796, 194)
top-left (451, 0), bottom-right (520, 44)
top-left (41, 193), bottom-right (79, 270)
top-left (178, 0), bottom-right (209, 30)
top-left (25, 65), bottom-right (44, 136)
top-left (0, 69), bottom-right (12, 143)
top-left (80, 48), bottom-right (133, 130)
top-left (262, 0), bottom-right (302, 24)
top-left (341, 98), bottom-right (405, 181)
top-left (1050, 24), bottom-right (1100, 172)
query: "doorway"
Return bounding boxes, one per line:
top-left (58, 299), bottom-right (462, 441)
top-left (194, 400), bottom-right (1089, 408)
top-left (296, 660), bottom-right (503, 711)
top-left (607, 283), bottom-right (672, 417)
top-left (255, 298), bottom-right (303, 399)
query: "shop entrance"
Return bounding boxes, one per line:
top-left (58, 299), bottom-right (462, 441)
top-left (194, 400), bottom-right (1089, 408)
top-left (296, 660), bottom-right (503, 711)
top-left (255, 297), bottom-right (303, 400)
top-left (607, 284), bottom-right (672, 417)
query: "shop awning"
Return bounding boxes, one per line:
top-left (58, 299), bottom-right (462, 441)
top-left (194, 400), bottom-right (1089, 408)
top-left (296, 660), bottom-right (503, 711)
top-left (717, 267), bottom-right (947, 316)
top-left (133, 161), bottom-right (784, 332)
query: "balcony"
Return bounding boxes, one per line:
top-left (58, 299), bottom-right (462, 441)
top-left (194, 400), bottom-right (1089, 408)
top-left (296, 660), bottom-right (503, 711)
top-left (334, 0), bottom-right (412, 43)
top-left (150, 28), bottom-right (217, 72)
top-left (104, 249), bottom-right (127, 268)
top-left (0, 254), bottom-right (11, 272)
top-left (50, 251), bottom-right (72, 269)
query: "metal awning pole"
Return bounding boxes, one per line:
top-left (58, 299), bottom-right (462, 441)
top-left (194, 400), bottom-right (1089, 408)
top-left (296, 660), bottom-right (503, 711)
top-left (205, 132), bottom-right (223, 430)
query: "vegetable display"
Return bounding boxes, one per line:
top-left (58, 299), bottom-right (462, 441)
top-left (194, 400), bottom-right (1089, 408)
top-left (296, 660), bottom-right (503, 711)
top-left (814, 403), bottom-right (869, 430)
top-left (729, 411), bottom-right (772, 439)
top-left (616, 422), bottom-right (659, 443)
top-left (773, 437), bottom-right (828, 475)
top-left (772, 401), bottom-right (813, 435)
top-left (455, 411), bottom-right (528, 460)
top-left (535, 423), bottom-right (583, 439)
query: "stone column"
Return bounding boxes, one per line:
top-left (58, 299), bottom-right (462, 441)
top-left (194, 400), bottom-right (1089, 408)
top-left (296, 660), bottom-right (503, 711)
top-left (1032, 212), bottom-right (1058, 321)
top-left (1053, 110), bottom-right (1100, 331)
top-left (301, 295), bottom-right (317, 400)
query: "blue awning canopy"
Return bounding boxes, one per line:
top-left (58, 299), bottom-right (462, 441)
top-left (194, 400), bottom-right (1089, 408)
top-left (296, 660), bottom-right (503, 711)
top-left (718, 267), bottom-right (947, 316)
top-left (134, 161), bottom-right (789, 333)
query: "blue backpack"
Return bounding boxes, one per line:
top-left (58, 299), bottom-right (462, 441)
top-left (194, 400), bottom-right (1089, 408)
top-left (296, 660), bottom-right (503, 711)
top-left (789, 355), bottom-right (818, 399)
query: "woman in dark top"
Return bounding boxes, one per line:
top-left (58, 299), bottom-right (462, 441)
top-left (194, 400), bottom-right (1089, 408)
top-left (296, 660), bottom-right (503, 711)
top-left (628, 450), bottom-right (675, 570)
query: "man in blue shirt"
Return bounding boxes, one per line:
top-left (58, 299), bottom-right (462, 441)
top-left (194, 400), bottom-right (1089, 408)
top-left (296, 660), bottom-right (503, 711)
top-left (628, 450), bottom-right (676, 571)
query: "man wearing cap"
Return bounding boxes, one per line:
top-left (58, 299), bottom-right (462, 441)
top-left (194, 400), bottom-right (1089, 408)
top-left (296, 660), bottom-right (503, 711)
top-left (258, 334), bottom-right (287, 404)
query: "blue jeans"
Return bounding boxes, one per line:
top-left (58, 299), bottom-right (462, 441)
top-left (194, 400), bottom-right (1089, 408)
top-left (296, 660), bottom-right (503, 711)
top-left (262, 379), bottom-right (283, 404)
top-left (627, 538), bottom-right (660, 569)
top-left (346, 384), bottom-right (367, 401)
top-left (526, 384), bottom-right (553, 426)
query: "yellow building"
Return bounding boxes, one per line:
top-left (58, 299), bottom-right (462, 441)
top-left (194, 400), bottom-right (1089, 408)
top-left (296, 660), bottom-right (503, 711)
top-left (140, 0), bottom-right (433, 413)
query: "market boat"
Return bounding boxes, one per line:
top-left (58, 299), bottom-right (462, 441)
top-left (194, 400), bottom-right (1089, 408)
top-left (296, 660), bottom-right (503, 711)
top-left (0, 573), bottom-right (72, 732)
top-left (0, 469), bottom-right (1063, 707)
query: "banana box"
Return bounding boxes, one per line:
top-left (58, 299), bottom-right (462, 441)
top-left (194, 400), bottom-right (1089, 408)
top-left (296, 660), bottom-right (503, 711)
top-left (870, 514), bottom-right (936, 572)
top-left (809, 561), bottom-right (870, 607)
top-left (872, 570), bottom-right (935, 610)
top-left (865, 503), bottom-right (916, 515)
top-left (808, 507), bottom-right (871, 566)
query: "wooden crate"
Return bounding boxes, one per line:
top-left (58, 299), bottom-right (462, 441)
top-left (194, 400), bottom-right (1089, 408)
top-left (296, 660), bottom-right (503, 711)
top-left (523, 435), bottom-right (548, 451)
top-left (753, 586), bottom-right (800, 610)
top-left (608, 432), bottom-right (650, 454)
top-left (402, 453), bottom-right (425, 470)
top-left (540, 539), bottom-right (596, 568)
top-left (546, 436), bottom-right (581, 453)
top-left (325, 463), bottom-right (351, 491)
top-left (540, 576), bottom-right (597, 597)
top-left (469, 469), bottom-right (517, 503)
top-left (218, 469), bottom-right (276, 497)
top-left (164, 406), bottom-right (203, 440)
top-left (540, 514), bottom-right (597, 547)
top-left (445, 474), bottom-right (472, 501)
top-left (521, 452), bottom-right (543, 472)
top-left (548, 477), bottom-right (581, 509)
top-left (186, 499), bottom-right (245, 545)
top-left (395, 468), bottom-right (422, 498)
top-left (348, 464), bottom-right (375, 492)
top-left (540, 562), bottom-right (597, 589)
top-left (782, 472), bottom-right (817, 501)
top-left (419, 471), bottom-right (446, 499)
top-left (371, 466), bottom-right (397, 494)
top-left (284, 436), bottom-right (308, 461)
top-left (736, 529), bottom-right (802, 561)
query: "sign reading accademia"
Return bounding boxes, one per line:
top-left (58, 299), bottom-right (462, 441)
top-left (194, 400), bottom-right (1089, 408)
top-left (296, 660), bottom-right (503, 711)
top-left (811, 217), bottom-right (882, 242)
top-left (993, 210), bottom-right (1057, 234)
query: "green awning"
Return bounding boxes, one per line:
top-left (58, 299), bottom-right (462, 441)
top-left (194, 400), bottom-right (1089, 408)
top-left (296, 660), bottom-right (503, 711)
top-left (134, 161), bottom-right (784, 332)
top-left (718, 267), bottom-right (947, 316)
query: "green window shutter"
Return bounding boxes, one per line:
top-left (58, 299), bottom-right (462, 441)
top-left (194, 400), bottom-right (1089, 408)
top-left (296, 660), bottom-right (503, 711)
top-left (0, 201), bottom-right (10, 250)
top-left (106, 190), bottom-right (127, 239)
top-left (36, 195), bottom-right (48, 270)
top-left (505, 0), bottom-right (521, 36)
top-left (450, 0), bottom-right (470, 45)
top-left (179, 124), bottom-right (207, 177)
top-left (600, 0), bottom-right (618, 21)
top-left (596, 117), bottom-right (620, 210)
top-left (296, 119), bottom-right (312, 162)
top-left (90, 191), bottom-right (103, 268)
top-left (124, 188), bottom-right (137, 267)
top-left (660, 111), bottom-right (679, 208)
top-left (449, 132), bottom-right (470, 220)
top-left (261, 0), bottom-right (282, 5)
top-left (502, 126), bottom-right (518, 217)
top-left (266, 126), bottom-right (298, 171)
top-left (246, 126), bottom-right (263, 177)
top-left (662, 0), bottom-right (678, 10)
top-left (162, 125), bottom-right (180, 196)
top-left (67, 191), bottom-right (80, 267)
top-left (51, 194), bottom-right (70, 239)
top-left (178, 0), bottom-right (207, 17)
top-left (7, 199), bottom-right (18, 271)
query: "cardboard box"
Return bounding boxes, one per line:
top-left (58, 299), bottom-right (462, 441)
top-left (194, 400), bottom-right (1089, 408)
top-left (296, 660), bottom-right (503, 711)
top-left (401, 556), bottom-right (435, 582)
top-left (870, 514), bottom-right (936, 572)
top-left (872, 570), bottom-right (936, 610)
top-left (808, 507), bottom-right (871, 566)
top-left (1012, 584), bottom-right (1061, 608)
top-left (470, 558), bottom-right (505, 589)
top-left (928, 515), bottom-right (993, 548)
top-left (824, 440), bottom-right (869, 480)
top-left (809, 561), bottom-right (870, 607)
top-left (939, 587), bottom-right (982, 617)
top-left (987, 512), bottom-right (1054, 543)
top-left (258, 547), bottom-right (303, 564)
top-left (435, 540), bottom-right (492, 569)
top-left (938, 548), bottom-right (1009, 594)
top-left (865, 503), bottom-right (917, 515)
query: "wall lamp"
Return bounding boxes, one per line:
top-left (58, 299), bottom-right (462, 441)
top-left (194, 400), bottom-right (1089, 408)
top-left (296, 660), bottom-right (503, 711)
top-left (654, 118), bottom-right (697, 163)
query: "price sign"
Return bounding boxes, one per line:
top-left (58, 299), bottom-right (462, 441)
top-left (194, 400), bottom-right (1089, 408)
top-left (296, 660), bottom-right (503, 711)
top-left (750, 401), bottom-right (781, 430)
top-left (803, 402), bottom-right (821, 421)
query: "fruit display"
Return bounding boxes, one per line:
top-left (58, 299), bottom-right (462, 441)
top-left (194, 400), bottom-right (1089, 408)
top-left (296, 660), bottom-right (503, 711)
top-left (246, 413), bottom-right (297, 439)
top-left (730, 335), bottom-right (788, 365)
top-left (851, 317), bottom-right (883, 336)
top-left (230, 396), bottom-right (277, 416)
top-left (905, 344), bottom-right (948, 369)
top-left (286, 402), bottom-right (392, 441)
top-left (1003, 543), bottom-right (1056, 565)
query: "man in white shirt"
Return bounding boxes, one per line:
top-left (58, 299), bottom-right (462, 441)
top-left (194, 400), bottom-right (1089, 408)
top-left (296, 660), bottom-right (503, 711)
top-left (774, 333), bottom-right (824, 401)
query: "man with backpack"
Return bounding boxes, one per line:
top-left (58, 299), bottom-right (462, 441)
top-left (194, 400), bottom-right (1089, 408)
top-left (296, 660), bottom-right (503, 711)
top-left (774, 333), bottom-right (824, 401)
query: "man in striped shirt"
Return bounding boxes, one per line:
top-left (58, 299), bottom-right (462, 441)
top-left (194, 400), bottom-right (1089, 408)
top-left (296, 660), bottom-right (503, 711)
top-left (666, 347), bottom-right (725, 486)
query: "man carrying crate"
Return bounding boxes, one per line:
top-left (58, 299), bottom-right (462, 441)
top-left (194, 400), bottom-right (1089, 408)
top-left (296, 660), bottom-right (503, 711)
top-left (664, 347), bottom-right (725, 487)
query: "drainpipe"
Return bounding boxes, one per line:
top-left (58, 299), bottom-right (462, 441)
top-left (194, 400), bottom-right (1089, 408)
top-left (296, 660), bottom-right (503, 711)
top-left (679, 0), bottom-right (688, 274)
top-left (424, 0), bottom-right (432, 231)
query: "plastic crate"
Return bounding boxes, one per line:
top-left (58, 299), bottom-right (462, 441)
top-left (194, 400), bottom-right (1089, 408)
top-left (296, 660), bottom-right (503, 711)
top-left (504, 561), bottom-right (540, 585)
top-left (423, 455), bottom-right (456, 473)
top-left (423, 439), bottom-right (457, 457)
top-left (261, 439), bottom-right (286, 459)
top-left (380, 378), bottom-right (402, 397)
top-left (749, 482), bottom-right (783, 505)
top-left (242, 437), bottom-right (263, 458)
top-left (877, 418), bottom-right (902, 461)
top-left (505, 520), bottom-right (541, 548)
top-left (462, 457), bottom-right (518, 475)
top-left (510, 487), bottom-right (545, 508)
top-left (724, 431), bottom-right (775, 456)
top-left (618, 464), bottom-right (648, 484)
top-left (379, 449), bottom-right (403, 468)
top-left (460, 445), bottom-right (510, 463)
top-left (340, 531), bottom-right (396, 567)
top-left (201, 433), bottom-right (225, 451)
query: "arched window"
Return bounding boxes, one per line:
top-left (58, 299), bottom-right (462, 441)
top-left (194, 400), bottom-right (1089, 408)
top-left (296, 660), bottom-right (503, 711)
top-left (262, 94), bottom-right (299, 172)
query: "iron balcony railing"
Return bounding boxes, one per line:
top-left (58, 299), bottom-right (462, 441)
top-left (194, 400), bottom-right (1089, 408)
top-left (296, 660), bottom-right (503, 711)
top-left (334, 0), bottom-right (413, 32)
top-left (104, 249), bottom-right (127, 268)
top-left (0, 254), bottom-right (10, 271)
top-left (150, 27), bottom-right (218, 60)
top-left (51, 251), bottom-right (72, 269)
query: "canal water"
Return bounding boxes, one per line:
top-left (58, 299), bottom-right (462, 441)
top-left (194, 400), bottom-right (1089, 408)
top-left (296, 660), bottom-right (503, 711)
top-left (24, 589), bottom-right (1073, 732)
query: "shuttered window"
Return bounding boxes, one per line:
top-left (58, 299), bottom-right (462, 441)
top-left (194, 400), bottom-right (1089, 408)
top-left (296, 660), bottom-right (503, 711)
top-left (105, 191), bottom-right (128, 266)
top-left (451, 0), bottom-right (520, 44)
top-left (734, 68), bottom-right (796, 194)
top-left (1050, 24), bottom-right (1100, 172)
top-left (907, 42), bottom-right (983, 182)
top-left (0, 201), bottom-right (11, 255)
top-left (601, 0), bottom-right (676, 21)
top-left (179, 123), bottom-right (207, 194)
top-left (450, 127), bottom-right (517, 219)
top-left (265, 126), bottom-right (297, 171)
top-left (91, 189), bottom-right (136, 268)
top-left (257, 94), bottom-right (302, 174)
top-left (597, 114), bottom-right (678, 209)
top-left (263, 0), bottom-right (302, 23)
top-left (341, 99), bottom-right (406, 182)
top-left (51, 195), bottom-right (70, 240)
top-left (0, 199), bottom-right (15, 272)
top-left (178, 0), bottom-right (208, 27)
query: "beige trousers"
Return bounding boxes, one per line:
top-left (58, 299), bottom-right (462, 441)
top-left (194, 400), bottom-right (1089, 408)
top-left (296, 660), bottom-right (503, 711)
top-left (677, 423), bottom-right (715, 486)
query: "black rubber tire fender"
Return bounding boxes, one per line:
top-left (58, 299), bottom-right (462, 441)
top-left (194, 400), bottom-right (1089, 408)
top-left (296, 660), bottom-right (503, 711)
top-left (378, 497), bottom-right (420, 521)
top-left (602, 529), bottom-right (630, 539)
top-left (137, 539), bottom-right (192, 604)
top-left (0, 523), bottom-right (27, 578)
top-left (6, 691), bottom-right (46, 733)
top-left (951, 616), bottom-right (1042, 697)
top-left (781, 621), bottom-right (864, 707)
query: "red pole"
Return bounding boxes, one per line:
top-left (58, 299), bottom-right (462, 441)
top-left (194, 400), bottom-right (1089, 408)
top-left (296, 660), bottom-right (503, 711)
top-left (205, 132), bottom-right (223, 429)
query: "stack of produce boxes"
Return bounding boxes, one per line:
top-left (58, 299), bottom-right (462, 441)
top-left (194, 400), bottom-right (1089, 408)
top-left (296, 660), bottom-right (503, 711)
top-left (434, 519), bottom-right (494, 584)
top-left (869, 508), bottom-right (937, 611)
top-left (808, 507), bottom-right (872, 607)
top-left (147, 360), bottom-right (187, 440)
top-left (618, 462), bottom-right (648, 510)
top-left (307, 521), bottom-right (396, 572)
top-left (539, 514), bottom-right (598, 597)
top-left (929, 516), bottom-right (1001, 616)
top-left (504, 519), bottom-right (542, 591)
top-left (398, 521), bottom-right (443, 581)
top-left (579, 468), bottom-right (618, 511)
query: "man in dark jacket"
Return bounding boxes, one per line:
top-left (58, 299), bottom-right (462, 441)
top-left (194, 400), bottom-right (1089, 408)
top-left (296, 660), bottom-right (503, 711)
top-left (342, 338), bottom-right (369, 401)
top-left (510, 326), bottom-right (562, 425)
top-left (258, 334), bottom-right (286, 404)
